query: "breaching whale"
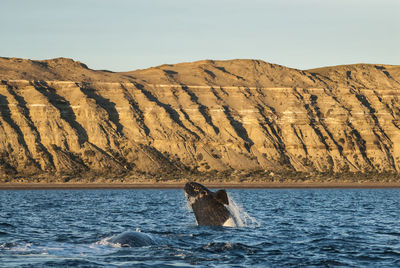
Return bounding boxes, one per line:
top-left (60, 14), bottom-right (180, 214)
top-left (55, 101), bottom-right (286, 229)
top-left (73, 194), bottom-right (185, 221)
top-left (184, 182), bottom-right (233, 226)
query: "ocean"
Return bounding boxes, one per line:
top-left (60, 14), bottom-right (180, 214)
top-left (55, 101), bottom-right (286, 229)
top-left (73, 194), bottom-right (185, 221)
top-left (1, 188), bottom-right (400, 267)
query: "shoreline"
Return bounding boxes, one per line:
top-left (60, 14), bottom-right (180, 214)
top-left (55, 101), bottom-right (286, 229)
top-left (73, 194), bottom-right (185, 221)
top-left (1, 182), bottom-right (400, 190)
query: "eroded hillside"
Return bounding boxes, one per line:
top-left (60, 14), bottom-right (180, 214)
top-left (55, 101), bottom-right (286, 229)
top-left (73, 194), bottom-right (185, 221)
top-left (1, 57), bottom-right (400, 181)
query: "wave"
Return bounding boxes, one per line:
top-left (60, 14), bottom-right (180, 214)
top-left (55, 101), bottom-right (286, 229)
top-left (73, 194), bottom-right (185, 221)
top-left (0, 241), bottom-right (37, 253)
top-left (0, 231), bottom-right (8, 236)
top-left (201, 242), bottom-right (258, 254)
top-left (0, 222), bottom-right (15, 228)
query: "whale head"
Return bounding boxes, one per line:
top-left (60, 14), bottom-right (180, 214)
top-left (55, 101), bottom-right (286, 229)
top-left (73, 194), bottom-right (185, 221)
top-left (184, 182), bottom-right (232, 226)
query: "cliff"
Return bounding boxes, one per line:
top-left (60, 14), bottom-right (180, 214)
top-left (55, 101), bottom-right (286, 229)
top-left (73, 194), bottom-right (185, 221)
top-left (1, 57), bottom-right (400, 182)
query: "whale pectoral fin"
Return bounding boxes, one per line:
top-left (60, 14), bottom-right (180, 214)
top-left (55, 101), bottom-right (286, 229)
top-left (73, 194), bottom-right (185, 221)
top-left (215, 190), bottom-right (229, 205)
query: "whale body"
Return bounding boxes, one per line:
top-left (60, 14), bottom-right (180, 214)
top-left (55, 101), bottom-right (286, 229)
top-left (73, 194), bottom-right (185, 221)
top-left (108, 231), bottom-right (155, 247)
top-left (184, 182), bottom-right (233, 226)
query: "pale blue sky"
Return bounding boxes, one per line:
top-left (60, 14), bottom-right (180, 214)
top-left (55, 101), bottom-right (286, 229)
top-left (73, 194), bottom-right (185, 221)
top-left (1, 0), bottom-right (399, 71)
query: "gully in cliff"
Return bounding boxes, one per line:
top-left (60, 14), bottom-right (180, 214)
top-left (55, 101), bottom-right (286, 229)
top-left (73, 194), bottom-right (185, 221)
top-left (184, 182), bottom-right (234, 226)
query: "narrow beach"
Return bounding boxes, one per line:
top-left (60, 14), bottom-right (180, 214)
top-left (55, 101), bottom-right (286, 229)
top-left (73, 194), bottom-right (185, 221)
top-left (2, 182), bottom-right (400, 190)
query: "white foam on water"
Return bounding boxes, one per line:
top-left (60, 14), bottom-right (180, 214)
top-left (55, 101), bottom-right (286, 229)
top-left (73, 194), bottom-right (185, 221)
top-left (226, 195), bottom-right (260, 228)
top-left (2, 241), bottom-right (106, 257)
top-left (6, 242), bottom-right (34, 252)
top-left (96, 235), bottom-right (122, 248)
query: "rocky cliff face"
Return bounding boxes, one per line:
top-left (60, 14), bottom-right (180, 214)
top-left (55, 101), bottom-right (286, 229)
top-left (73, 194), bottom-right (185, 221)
top-left (0, 57), bottom-right (400, 180)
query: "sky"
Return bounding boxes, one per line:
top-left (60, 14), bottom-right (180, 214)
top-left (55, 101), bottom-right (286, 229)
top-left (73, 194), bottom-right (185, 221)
top-left (1, 0), bottom-right (399, 71)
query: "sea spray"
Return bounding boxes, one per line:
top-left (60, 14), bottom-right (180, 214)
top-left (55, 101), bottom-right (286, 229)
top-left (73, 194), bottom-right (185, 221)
top-left (226, 195), bottom-right (260, 228)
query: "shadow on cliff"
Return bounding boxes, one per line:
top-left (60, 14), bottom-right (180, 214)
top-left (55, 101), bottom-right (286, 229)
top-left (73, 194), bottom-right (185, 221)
top-left (79, 83), bottom-right (124, 136)
top-left (0, 93), bottom-right (40, 170)
top-left (133, 82), bottom-right (200, 140)
top-left (32, 81), bottom-right (89, 146)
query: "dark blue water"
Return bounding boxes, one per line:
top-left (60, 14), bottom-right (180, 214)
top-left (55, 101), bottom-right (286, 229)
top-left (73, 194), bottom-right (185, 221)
top-left (1, 189), bottom-right (400, 267)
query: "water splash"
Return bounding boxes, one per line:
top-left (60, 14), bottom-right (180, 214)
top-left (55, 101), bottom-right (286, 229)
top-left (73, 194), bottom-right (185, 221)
top-left (96, 235), bottom-right (123, 248)
top-left (226, 195), bottom-right (260, 228)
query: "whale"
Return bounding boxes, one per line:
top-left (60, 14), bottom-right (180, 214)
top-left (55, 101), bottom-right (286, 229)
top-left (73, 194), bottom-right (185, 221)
top-left (184, 182), bottom-right (234, 226)
top-left (108, 231), bottom-right (156, 247)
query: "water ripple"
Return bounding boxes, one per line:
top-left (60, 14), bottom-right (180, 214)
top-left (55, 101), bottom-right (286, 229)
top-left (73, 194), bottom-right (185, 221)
top-left (1, 189), bottom-right (400, 266)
